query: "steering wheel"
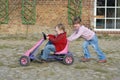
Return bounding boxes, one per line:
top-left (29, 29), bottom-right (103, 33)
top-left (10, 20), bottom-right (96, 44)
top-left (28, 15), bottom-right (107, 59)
top-left (42, 32), bottom-right (47, 40)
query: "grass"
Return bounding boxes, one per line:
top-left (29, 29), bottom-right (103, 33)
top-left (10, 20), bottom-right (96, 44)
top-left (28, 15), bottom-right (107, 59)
top-left (0, 45), bottom-right (14, 49)
top-left (24, 45), bottom-right (33, 50)
top-left (0, 62), bottom-right (4, 66)
top-left (75, 63), bottom-right (108, 73)
top-left (98, 35), bottom-right (120, 40)
top-left (74, 64), bottom-right (89, 69)
top-left (49, 72), bottom-right (55, 75)
top-left (1, 34), bottom-right (120, 41)
top-left (0, 34), bottom-right (41, 41)
top-left (103, 71), bottom-right (119, 80)
top-left (93, 68), bottom-right (108, 73)
top-left (0, 35), bottom-right (26, 40)
top-left (7, 64), bottom-right (20, 68)
top-left (0, 34), bottom-right (119, 80)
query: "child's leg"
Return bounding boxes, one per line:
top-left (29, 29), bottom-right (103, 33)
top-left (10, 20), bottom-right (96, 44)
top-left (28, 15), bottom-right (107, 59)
top-left (90, 35), bottom-right (106, 60)
top-left (82, 41), bottom-right (91, 58)
top-left (45, 41), bottom-right (53, 46)
top-left (41, 44), bottom-right (55, 60)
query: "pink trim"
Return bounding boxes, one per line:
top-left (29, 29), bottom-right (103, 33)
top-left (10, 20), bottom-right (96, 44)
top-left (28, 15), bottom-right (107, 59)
top-left (24, 38), bottom-right (44, 56)
top-left (55, 40), bottom-right (69, 54)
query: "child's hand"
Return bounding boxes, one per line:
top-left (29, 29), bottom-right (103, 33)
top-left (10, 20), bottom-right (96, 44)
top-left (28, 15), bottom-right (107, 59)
top-left (47, 36), bottom-right (49, 39)
top-left (46, 34), bottom-right (49, 39)
top-left (46, 34), bottom-right (48, 36)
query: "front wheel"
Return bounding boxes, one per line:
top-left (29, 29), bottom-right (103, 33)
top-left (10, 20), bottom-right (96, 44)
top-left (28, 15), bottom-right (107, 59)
top-left (19, 56), bottom-right (30, 66)
top-left (63, 55), bottom-right (74, 65)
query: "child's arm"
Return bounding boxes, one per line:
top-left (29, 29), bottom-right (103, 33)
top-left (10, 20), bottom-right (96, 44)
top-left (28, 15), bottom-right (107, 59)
top-left (48, 34), bottom-right (55, 38)
top-left (48, 34), bottom-right (66, 44)
top-left (68, 29), bottom-right (84, 41)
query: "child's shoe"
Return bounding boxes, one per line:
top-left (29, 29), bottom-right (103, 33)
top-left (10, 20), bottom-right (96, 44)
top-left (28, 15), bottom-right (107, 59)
top-left (80, 57), bottom-right (91, 62)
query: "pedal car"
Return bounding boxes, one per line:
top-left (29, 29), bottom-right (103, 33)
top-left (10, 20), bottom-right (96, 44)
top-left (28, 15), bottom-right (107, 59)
top-left (19, 32), bottom-right (74, 66)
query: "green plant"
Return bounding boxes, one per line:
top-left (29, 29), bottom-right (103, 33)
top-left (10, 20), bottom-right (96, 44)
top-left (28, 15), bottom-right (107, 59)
top-left (22, 0), bottom-right (36, 25)
top-left (0, 0), bottom-right (9, 24)
top-left (68, 0), bottom-right (82, 25)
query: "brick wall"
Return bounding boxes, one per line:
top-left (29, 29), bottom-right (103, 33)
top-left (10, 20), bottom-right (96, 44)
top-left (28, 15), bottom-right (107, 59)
top-left (81, 0), bottom-right (94, 27)
top-left (0, 0), bottom-right (119, 35)
top-left (36, 0), bottom-right (68, 27)
top-left (0, 0), bottom-right (69, 34)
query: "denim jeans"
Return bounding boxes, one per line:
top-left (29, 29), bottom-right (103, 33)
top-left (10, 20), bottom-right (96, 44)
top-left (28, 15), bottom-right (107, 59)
top-left (41, 41), bottom-right (56, 60)
top-left (82, 35), bottom-right (106, 60)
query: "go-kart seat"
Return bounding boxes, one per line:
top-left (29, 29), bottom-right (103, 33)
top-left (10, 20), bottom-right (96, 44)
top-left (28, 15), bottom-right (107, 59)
top-left (55, 40), bottom-right (69, 54)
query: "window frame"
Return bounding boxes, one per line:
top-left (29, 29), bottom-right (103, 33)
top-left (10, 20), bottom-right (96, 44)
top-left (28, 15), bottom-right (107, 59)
top-left (94, 0), bottom-right (120, 31)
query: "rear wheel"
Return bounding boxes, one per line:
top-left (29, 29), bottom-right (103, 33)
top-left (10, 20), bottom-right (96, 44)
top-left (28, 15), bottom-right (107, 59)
top-left (19, 56), bottom-right (30, 66)
top-left (63, 55), bottom-right (74, 65)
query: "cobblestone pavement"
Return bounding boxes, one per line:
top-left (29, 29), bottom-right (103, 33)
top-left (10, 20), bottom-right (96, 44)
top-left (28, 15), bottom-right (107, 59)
top-left (0, 36), bottom-right (120, 80)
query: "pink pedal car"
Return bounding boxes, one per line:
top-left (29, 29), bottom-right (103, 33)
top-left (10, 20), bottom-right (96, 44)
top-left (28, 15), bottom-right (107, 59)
top-left (19, 32), bottom-right (74, 66)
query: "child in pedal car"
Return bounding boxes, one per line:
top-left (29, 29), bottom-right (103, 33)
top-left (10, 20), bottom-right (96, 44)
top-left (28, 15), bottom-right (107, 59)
top-left (37, 23), bottom-right (67, 62)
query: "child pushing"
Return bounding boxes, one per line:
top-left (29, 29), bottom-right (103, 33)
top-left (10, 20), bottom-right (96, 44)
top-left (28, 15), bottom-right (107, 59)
top-left (68, 16), bottom-right (107, 63)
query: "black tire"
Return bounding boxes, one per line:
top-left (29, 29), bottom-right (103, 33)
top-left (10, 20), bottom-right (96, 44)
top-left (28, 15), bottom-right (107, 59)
top-left (63, 55), bottom-right (74, 65)
top-left (19, 56), bottom-right (30, 66)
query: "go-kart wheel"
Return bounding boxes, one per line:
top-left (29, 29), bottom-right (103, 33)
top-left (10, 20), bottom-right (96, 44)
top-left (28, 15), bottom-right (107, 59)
top-left (19, 56), bottom-right (30, 66)
top-left (63, 55), bottom-right (74, 65)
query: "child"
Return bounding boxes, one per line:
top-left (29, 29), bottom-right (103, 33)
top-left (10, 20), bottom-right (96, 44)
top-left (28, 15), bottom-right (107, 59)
top-left (68, 16), bottom-right (107, 63)
top-left (37, 23), bottom-right (67, 62)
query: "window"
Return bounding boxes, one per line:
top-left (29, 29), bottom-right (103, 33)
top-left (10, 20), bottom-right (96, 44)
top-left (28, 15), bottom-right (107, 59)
top-left (94, 0), bottom-right (120, 31)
